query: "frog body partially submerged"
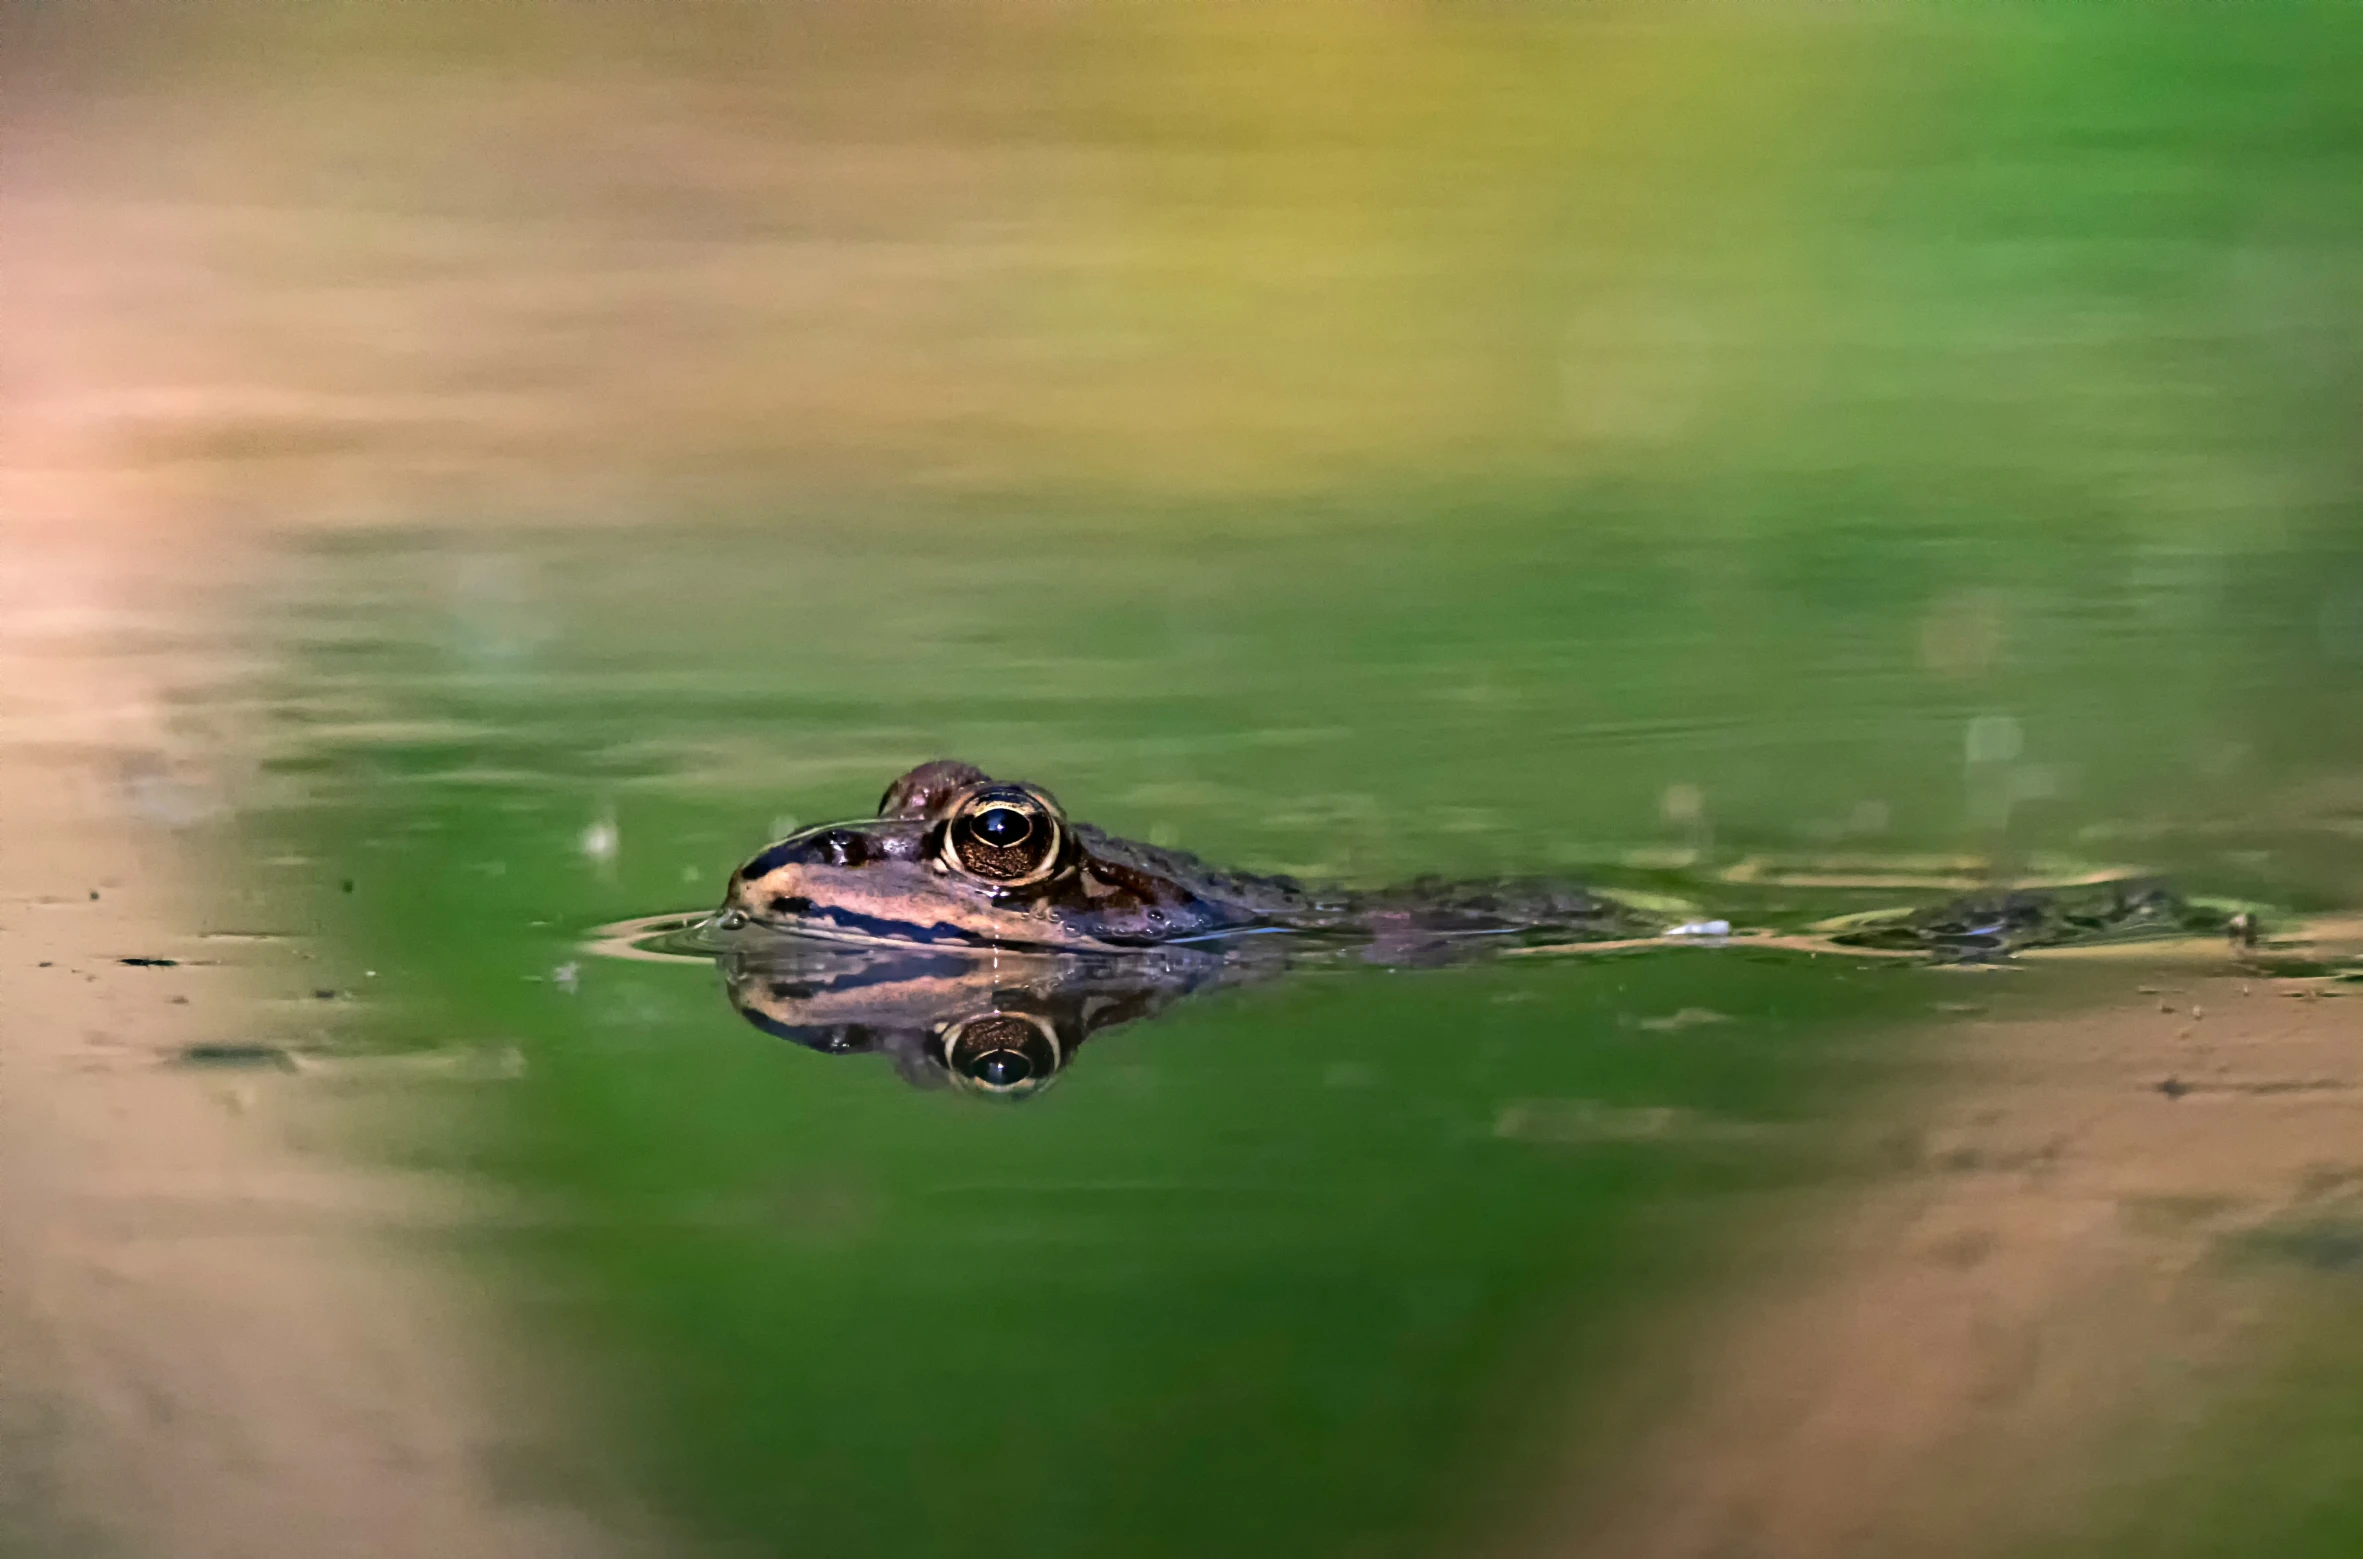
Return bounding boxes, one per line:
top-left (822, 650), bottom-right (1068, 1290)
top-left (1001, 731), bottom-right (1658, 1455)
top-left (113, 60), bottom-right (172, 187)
top-left (720, 759), bottom-right (1641, 952)
top-left (1813, 877), bottom-right (2207, 959)
top-left (691, 760), bottom-right (2256, 1100)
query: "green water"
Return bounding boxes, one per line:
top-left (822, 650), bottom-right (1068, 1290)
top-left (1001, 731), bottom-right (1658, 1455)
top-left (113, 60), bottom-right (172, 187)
top-left (239, 494), bottom-right (2361, 1558)
top-left (34, 1), bottom-right (2362, 1553)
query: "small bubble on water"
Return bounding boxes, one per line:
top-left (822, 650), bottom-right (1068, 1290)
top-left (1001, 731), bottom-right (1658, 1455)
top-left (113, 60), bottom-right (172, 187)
top-left (1663, 920), bottom-right (1731, 939)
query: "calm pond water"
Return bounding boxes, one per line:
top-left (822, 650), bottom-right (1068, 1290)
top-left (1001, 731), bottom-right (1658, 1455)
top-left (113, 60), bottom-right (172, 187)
top-left (8, 6), bottom-right (2363, 1558)
top-left (219, 503), bottom-right (2362, 1559)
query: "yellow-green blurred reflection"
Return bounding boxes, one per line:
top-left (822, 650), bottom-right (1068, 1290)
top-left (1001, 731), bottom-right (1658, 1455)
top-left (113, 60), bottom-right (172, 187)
top-left (6, 7), bottom-right (2363, 1559)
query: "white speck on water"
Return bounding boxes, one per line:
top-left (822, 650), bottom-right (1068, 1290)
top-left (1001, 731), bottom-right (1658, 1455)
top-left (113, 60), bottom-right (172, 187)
top-left (552, 962), bottom-right (580, 993)
top-left (1638, 1007), bottom-right (1734, 1032)
top-left (581, 814), bottom-right (619, 864)
top-left (1663, 920), bottom-right (1731, 939)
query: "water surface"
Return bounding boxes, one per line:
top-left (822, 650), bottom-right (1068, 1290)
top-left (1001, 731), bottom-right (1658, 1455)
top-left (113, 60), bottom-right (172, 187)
top-left (234, 506), bottom-right (2361, 1559)
top-left (8, 5), bottom-right (2363, 1556)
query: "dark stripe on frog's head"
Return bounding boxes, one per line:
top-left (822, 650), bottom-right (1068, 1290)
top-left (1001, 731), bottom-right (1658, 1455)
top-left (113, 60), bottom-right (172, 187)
top-left (739, 825), bottom-right (878, 883)
top-left (765, 901), bottom-right (985, 947)
top-left (726, 817), bottom-right (1126, 950)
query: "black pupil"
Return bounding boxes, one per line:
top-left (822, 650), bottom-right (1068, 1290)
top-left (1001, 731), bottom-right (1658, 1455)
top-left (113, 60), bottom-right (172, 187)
top-left (973, 806), bottom-right (1031, 848)
top-left (970, 1050), bottom-right (1032, 1087)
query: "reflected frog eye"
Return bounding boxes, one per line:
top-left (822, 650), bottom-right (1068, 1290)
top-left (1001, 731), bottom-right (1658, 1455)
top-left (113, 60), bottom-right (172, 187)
top-left (939, 1011), bottom-right (1063, 1098)
top-left (970, 1048), bottom-right (1032, 1087)
top-left (940, 785), bottom-right (1066, 887)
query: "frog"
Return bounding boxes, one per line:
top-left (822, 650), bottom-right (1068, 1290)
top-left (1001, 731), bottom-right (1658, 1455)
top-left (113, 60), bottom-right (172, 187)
top-left (686, 761), bottom-right (2259, 1101)
top-left (708, 760), bottom-right (2246, 965)
top-left (1810, 875), bottom-right (2231, 961)
top-left (716, 759), bottom-right (1646, 953)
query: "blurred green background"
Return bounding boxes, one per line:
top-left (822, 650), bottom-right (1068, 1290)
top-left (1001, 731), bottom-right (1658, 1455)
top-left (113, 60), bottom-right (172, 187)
top-left (11, 3), bottom-right (2363, 1557)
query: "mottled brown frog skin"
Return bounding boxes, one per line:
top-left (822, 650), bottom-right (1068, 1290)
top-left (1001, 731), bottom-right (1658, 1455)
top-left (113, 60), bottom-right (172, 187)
top-left (720, 759), bottom-right (1635, 952)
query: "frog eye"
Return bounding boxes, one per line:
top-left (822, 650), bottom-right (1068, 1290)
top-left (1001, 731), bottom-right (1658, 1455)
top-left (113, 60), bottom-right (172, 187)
top-left (940, 785), bottom-right (1066, 887)
top-left (938, 1010), bottom-right (1063, 1097)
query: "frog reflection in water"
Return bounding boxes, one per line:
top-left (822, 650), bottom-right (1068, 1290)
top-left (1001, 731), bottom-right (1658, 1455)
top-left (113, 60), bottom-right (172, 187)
top-left (723, 940), bottom-right (1239, 1100)
top-left (708, 760), bottom-right (2237, 1098)
top-left (711, 758), bottom-right (1646, 1099)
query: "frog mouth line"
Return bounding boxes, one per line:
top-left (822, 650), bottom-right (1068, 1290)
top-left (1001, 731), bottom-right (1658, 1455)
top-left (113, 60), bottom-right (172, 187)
top-left (750, 902), bottom-right (1003, 948)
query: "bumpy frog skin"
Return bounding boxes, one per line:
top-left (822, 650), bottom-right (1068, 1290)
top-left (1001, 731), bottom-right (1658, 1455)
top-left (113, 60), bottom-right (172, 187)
top-left (719, 760), bottom-right (1638, 953)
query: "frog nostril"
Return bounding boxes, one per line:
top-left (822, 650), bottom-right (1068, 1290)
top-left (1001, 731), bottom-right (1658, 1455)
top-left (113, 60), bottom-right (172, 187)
top-left (822, 830), bottom-right (870, 867)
